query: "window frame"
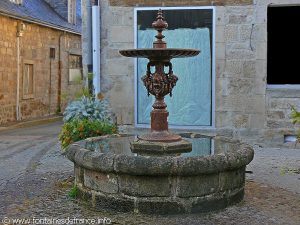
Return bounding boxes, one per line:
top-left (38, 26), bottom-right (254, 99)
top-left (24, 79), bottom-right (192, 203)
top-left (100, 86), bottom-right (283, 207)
top-left (22, 60), bottom-right (35, 99)
top-left (68, 53), bottom-right (83, 84)
top-left (266, 5), bottom-right (300, 90)
top-left (134, 6), bottom-right (216, 129)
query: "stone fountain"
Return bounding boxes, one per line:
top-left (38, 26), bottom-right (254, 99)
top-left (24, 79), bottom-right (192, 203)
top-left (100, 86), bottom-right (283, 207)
top-left (65, 10), bottom-right (254, 214)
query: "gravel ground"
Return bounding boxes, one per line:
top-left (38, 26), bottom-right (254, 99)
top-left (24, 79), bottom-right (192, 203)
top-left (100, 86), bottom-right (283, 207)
top-left (0, 122), bottom-right (299, 225)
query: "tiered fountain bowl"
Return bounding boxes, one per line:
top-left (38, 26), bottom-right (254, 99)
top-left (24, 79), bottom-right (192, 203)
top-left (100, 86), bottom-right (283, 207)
top-left (65, 10), bottom-right (254, 214)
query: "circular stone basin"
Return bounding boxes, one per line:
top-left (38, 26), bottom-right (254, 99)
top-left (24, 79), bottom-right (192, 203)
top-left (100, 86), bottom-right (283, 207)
top-left (65, 134), bottom-right (254, 214)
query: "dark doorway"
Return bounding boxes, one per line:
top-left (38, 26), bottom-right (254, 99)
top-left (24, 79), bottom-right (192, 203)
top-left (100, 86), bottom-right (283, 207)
top-left (267, 6), bottom-right (300, 85)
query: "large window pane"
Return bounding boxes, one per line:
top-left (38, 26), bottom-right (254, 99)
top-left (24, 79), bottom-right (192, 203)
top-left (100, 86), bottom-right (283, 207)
top-left (267, 6), bottom-right (300, 85)
top-left (136, 8), bottom-right (213, 127)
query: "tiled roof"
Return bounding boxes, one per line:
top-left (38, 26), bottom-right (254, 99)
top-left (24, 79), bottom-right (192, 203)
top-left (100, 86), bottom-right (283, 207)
top-left (0, 0), bottom-right (81, 34)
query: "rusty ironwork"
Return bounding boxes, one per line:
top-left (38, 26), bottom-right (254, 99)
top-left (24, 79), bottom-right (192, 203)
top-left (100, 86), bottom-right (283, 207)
top-left (120, 9), bottom-right (200, 142)
top-left (152, 9), bottom-right (168, 49)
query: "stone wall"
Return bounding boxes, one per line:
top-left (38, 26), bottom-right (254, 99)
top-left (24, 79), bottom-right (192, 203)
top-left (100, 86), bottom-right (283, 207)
top-left (0, 16), bottom-right (17, 124)
top-left (0, 15), bottom-right (82, 124)
top-left (265, 89), bottom-right (300, 144)
top-left (94, 0), bottom-right (300, 146)
top-left (99, 0), bottom-right (135, 124)
top-left (215, 5), bottom-right (263, 136)
top-left (254, 0), bottom-right (300, 146)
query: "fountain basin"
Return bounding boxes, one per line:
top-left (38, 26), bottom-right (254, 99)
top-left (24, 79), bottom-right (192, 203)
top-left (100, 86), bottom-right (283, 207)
top-left (119, 48), bottom-right (200, 60)
top-left (65, 134), bottom-right (254, 214)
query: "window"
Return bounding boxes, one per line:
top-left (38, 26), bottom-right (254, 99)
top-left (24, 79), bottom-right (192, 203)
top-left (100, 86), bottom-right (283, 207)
top-left (267, 6), bottom-right (300, 85)
top-left (23, 63), bottom-right (34, 99)
top-left (69, 54), bottom-right (82, 83)
top-left (50, 48), bottom-right (56, 59)
top-left (135, 7), bottom-right (214, 128)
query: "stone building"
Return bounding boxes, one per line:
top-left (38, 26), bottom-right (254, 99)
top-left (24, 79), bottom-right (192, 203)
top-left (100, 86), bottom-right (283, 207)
top-left (0, 0), bottom-right (82, 124)
top-left (82, 0), bottom-right (300, 147)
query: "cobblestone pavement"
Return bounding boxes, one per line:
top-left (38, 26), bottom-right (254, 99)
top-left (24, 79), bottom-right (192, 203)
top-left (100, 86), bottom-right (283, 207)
top-left (0, 121), bottom-right (299, 225)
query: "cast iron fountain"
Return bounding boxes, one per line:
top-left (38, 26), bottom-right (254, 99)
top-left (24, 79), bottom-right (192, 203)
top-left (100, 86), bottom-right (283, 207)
top-left (65, 10), bottom-right (254, 214)
top-left (120, 9), bottom-right (199, 156)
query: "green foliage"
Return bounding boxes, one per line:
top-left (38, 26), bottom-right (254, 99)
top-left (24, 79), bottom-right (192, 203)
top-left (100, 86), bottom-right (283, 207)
top-left (280, 166), bottom-right (300, 176)
top-left (59, 119), bottom-right (117, 149)
top-left (291, 106), bottom-right (300, 125)
top-left (291, 106), bottom-right (300, 141)
top-left (87, 72), bottom-right (94, 95)
top-left (63, 96), bottom-right (115, 124)
top-left (74, 87), bottom-right (91, 99)
top-left (68, 185), bottom-right (79, 199)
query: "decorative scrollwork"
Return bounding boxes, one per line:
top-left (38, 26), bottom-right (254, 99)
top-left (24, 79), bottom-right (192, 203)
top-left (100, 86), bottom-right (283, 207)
top-left (142, 62), bottom-right (178, 98)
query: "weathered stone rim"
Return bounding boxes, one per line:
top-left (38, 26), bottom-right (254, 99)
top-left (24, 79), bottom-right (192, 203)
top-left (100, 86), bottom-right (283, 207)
top-left (65, 134), bottom-right (254, 176)
top-left (76, 184), bottom-right (245, 214)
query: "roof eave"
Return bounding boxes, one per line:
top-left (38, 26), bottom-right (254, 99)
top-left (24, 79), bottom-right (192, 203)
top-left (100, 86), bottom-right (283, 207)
top-left (0, 9), bottom-right (81, 35)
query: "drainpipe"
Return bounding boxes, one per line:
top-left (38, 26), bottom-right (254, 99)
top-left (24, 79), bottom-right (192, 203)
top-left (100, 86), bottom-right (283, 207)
top-left (16, 21), bottom-right (25, 120)
top-left (92, 1), bottom-right (101, 95)
top-left (49, 56), bottom-right (52, 114)
top-left (57, 32), bottom-right (65, 113)
top-left (82, 0), bottom-right (93, 88)
top-left (16, 36), bottom-right (20, 120)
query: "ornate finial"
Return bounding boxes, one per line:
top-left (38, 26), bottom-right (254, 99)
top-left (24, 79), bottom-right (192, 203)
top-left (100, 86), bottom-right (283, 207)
top-left (152, 9), bottom-right (168, 49)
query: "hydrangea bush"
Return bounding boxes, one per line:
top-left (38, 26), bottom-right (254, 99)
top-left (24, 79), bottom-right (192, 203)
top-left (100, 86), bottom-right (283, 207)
top-left (63, 96), bottom-right (115, 124)
top-left (59, 119), bottom-right (117, 149)
top-left (60, 96), bottom-right (117, 149)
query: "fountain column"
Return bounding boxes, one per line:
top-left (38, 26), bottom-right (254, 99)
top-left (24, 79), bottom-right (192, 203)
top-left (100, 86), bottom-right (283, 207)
top-left (138, 10), bottom-right (181, 143)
